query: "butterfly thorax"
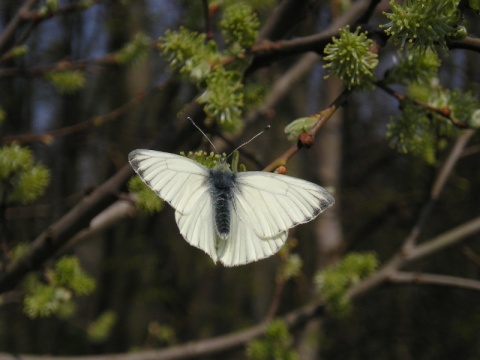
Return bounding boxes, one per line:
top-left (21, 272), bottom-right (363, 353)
top-left (209, 164), bottom-right (236, 240)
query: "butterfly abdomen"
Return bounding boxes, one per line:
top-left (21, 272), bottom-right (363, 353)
top-left (209, 167), bottom-right (236, 239)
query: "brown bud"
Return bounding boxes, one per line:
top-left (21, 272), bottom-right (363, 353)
top-left (299, 132), bottom-right (314, 148)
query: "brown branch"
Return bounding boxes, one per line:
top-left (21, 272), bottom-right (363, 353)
top-left (1, 81), bottom-right (171, 145)
top-left (263, 89), bottom-right (350, 172)
top-left (402, 130), bottom-right (476, 250)
top-left (2, 215), bottom-right (480, 359)
top-left (448, 36), bottom-right (480, 53)
top-left (388, 271), bottom-right (480, 292)
top-left (0, 38), bottom-right (162, 76)
top-left (257, 0), bottom-right (312, 42)
top-left (20, 0), bottom-right (104, 21)
top-left (463, 247), bottom-right (480, 268)
top-left (248, 0), bottom-right (381, 74)
top-left (201, 0), bottom-right (214, 40)
top-left (376, 81), bottom-right (471, 129)
top-left (0, 0), bottom-right (38, 53)
top-left (348, 214), bottom-right (480, 299)
top-left (347, 128), bottom-right (479, 298)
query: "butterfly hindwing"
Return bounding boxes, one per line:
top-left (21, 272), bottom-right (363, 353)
top-left (217, 200), bottom-right (287, 266)
top-left (174, 193), bottom-right (218, 263)
top-left (232, 172), bottom-right (335, 238)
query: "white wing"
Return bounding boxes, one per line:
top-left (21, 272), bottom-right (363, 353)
top-left (129, 149), bottom-right (219, 261)
top-left (174, 193), bottom-right (218, 262)
top-left (128, 150), bottom-right (210, 214)
top-left (232, 172), bottom-right (334, 238)
top-left (217, 204), bottom-right (287, 267)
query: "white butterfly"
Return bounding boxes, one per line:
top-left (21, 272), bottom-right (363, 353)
top-left (128, 150), bottom-right (334, 266)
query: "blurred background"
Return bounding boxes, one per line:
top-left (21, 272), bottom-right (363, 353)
top-left (1, 0), bottom-right (480, 359)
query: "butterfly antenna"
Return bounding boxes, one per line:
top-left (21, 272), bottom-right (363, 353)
top-left (226, 125), bottom-right (271, 160)
top-left (188, 117), bottom-right (219, 154)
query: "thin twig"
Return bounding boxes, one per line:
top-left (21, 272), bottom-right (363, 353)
top-left (0, 0), bottom-right (38, 53)
top-left (1, 81), bottom-right (171, 145)
top-left (402, 130), bottom-right (475, 251)
top-left (388, 271), bottom-right (480, 292)
top-left (376, 81), bottom-right (471, 129)
top-left (263, 89), bottom-right (350, 172)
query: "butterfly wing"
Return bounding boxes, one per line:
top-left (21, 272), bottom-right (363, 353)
top-left (129, 150), bottom-right (219, 261)
top-left (217, 208), bottom-right (287, 266)
top-left (128, 150), bottom-right (210, 214)
top-left (232, 172), bottom-right (334, 238)
top-left (174, 193), bottom-right (219, 263)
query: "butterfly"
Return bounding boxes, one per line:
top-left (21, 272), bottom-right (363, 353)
top-left (128, 149), bottom-right (334, 266)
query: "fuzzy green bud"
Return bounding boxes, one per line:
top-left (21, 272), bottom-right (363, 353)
top-left (323, 26), bottom-right (378, 90)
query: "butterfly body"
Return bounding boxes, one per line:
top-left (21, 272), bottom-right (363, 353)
top-left (129, 149), bottom-right (334, 266)
top-left (209, 163), bottom-right (235, 240)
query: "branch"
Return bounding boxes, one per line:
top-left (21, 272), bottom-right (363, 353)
top-left (401, 130), bottom-right (476, 250)
top-left (376, 81), bottom-right (472, 129)
top-left (247, 0), bottom-right (379, 74)
top-left (388, 271), bottom-right (480, 292)
top-left (448, 36), bottom-right (480, 53)
top-left (1, 81), bottom-right (171, 145)
top-left (0, 0), bottom-right (38, 53)
top-left (263, 89), bottom-right (350, 172)
top-left (257, 0), bottom-right (312, 42)
top-left (406, 216), bottom-right (480, 263)
top-left (3, 214), bottom-right (479, 359)
top-left (0, 302), bottom-right (323, 360)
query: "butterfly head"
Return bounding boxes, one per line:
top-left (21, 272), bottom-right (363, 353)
top-left (214, 157), bottom-right (232, 173)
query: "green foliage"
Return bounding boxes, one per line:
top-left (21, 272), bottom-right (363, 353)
top-left (45, 70), bottom-right (86, 94)
top-left (0, 107), bottom-right (5, 124)
top-left (114, 33), bottom-right (151, 65)
top-left (148, 321), bottom-right (177, 346)
top-left (279, 253), bottom-right (302, 280)
top-left (160, 27), bottom-right (221, 83)
top-left (323, 26), bottom-right (378, 90)
top-left (386, 50), bottom-right (441, 84)
top-left (10, 243), bottom-right (29, 261)
top-left (470, 109), bottom-right (480, 129)
top-left (242, 82), bottom-right (267, 110)
top-left (88, 311), bottom-right (118, 343)
top-left (381, 0), bottom-right (461, 53)
top-left (181, 150), bottom-right (225, 169)
top-left (220, 2), bottom-right (260, 50)
top-left (197, 69), bottom-right (244, 128)
top-left (38, 0), bottom-right (58, 14)
top-left (13, 164), bottom-right (51, 203)
top-left (470, 0), bottom-right (480, 10)
top-left (128, 176), bottom-right (164, 214)
top-left (284, 116), bottom-right (317, 142)
top-left (24, 284), bottom-right (71, 318)
top-left (0, 143), bottom-right (50, 204)
top-left (315, 252), bottom-right (378, 317)
top-left (247, 319), bottom-right (298, 360)
top-left (10, 45), bottom-right (29, 58)
top-left (23, 256), bottom-right (95, 319)
top-left (387, 101), bottom-right (438, 164)
top-left (52, 256), bottom-right (96, 295)
top-left (159, 2), bottom-right (261, 129)
top-left (387, 82), bottom-right (479, 163)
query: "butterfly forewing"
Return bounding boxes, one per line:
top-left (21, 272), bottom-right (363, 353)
top-left (232, 172), bottom-right (335, 238)
top-left (129, 150), bottom-right (210, 214)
